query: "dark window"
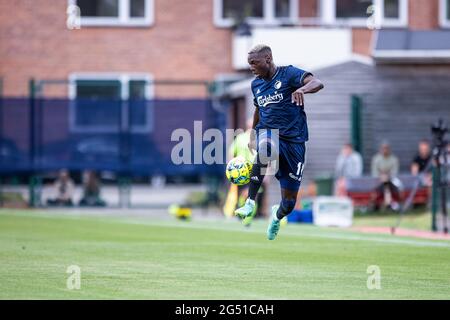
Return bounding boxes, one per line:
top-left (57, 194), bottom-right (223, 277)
top-left (76, 80), bottom-right (121, 99)
top-left (275, 0), bottom-right (291, 18)
top-left (223, 0), bottom-right (264, 19)
top-left (75, 80), bottom-right (121, 127)
top-left (129, 80), bottom-right (146, 99)
top-left (447, 0), bottom-right (450, 20)
top-left (77, 0), bottom-right (119, 17)
top-left (130, 0), bottom-right (146, 17)
top-left (74, 79), bottom-right (151, 130)
top-left (336, 0), bottom-right (372, 18)
top-left (129, 80), bottom-right (148, 127)
top-left (384, 0), bottom-right (399, 18)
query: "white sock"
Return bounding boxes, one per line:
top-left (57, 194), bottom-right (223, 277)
top-left (273, 210), bottom-right (280, 221)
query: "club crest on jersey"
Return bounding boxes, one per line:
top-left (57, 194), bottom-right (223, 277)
top-left (274, 80), bottom-right (282, 89)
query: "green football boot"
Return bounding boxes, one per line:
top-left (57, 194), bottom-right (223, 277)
top-left (234, 198), bottom-right (255, 219)
top-left (242, 204), bottom-right (257, 227)
top-left (267, 205), bottom-right (281, 240)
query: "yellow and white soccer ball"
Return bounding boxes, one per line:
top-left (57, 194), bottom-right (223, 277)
top-left (225, 156), bottom-right (253, 186)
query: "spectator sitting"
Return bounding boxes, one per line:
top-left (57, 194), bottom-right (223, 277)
top-left (446, 144), bottom-right (450, 182)
top-left (370, 141), bottom-right (401, 211)
top-left (334, 143), bottom-right (363, 196)
top-left (411, 139), bottom-right (432, 187)
top-left (79, 170), bottom-right (106, 207)
top-left (47, 169), bottom-right (74, 207)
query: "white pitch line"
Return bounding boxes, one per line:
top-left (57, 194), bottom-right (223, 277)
top-left (112, 217), bottom-right (450, 249)
top-left (2, 211), bottom-right (450, 249)
top-left (293, 230), bottom-right (450, 248)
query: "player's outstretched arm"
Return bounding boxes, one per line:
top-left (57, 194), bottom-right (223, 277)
top-left (292, 75), bottom-right (324, 106)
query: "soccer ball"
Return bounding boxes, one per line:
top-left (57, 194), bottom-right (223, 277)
top-left (225, 156), bottom-right (253, 186)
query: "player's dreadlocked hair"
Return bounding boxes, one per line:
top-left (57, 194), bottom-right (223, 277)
top-left (248, 44), bottom-right (272, 55)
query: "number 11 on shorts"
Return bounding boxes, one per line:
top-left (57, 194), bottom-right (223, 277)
top-left (296, 162), bottom-right (304, 176)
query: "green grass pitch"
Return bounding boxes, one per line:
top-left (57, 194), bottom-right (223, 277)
top-left (0, 210), bottom-right (449, 299)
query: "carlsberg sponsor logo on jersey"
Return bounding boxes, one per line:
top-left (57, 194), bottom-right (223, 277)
top-left (257, 92), bottom-right (284, 107)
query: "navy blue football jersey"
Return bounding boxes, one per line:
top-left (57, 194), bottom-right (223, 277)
top-left (251, 65), bottom-right (312, 143)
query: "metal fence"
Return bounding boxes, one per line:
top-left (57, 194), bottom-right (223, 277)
top-left (0, 79), bottom-right (228, 207)
top-left (0, 80), bottom-right (226, 175)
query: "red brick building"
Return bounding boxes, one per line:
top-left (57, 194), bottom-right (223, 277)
top-left (1, 0), bottom-right (448, 98)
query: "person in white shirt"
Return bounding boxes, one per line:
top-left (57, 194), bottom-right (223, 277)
top-left (370, 141), bottom-right (401, 211)
top-left (47, 169), bottom-right (74, 206)
top-left (334, 143), bottom-right (363, 196)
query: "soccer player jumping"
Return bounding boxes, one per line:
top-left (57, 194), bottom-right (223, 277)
top-left (235, 44), bottom-right (324, 240)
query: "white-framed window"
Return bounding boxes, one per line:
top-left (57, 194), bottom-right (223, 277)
top-left (322, 0), bottom-right (408, 28)
top-left (68, 0), bottom-right (154, 27)
top-left (440, 0), bottom-right (450, 27)
top-left (68, 73), bottom-right (154, 133)
top-left (213, 0), bottom-right (298, 27)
